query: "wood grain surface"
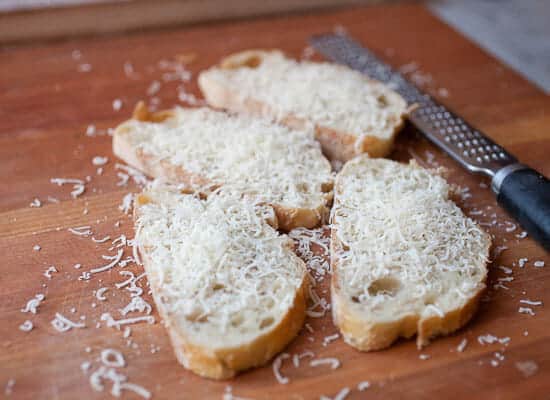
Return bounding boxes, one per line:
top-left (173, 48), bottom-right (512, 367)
top-left (1, 4), bottom-right (549, 399)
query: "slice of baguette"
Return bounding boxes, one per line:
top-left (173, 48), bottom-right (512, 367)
top-left (198, 50), bottom-right (408, 162)
top-left (113, 103), bottom-right (333, 231)
top-left (330, 156), bottom-right (491, 350)
top-left (134, 184), bottom-right (308, 379)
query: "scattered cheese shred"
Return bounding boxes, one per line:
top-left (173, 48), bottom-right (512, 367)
top-left (320, 387), bottom-right (350, 400)
top-left (21, 294), bottom-right (45, 314)
top-left (310, 357), bottom-right (340, 370)
top-left (92, 156), bottom-right (109, 166)
top-left (96, 287), bottom-right (109, 301)
top-left (100, 349), bottom-right (126, 368)
top-left (30, 198), bottom-right (42, 208)
top-left (322, 333), bottom-right (340, 347)
top-left (518, 307), bottom-right (535, 316)
top-left (19, 320), bottom-right (34, 332)
top-left (51, 312), bottom-right (86, 332)
top-left (357, 381), bottom-right (370, 391)
top-left (456, 338), bottom-right (468, 352)
top-left (272, 353), bottom-right (290, 384)
top-left (100, 313), bottom-right (155, 329)
top-left (44, 266), bottom-right (58, 279)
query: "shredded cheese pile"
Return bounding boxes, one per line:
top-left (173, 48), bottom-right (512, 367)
top-left (203, 51), bottom-right (407, 139)
top-left (119, 107), bottom-right (332, 209)
top-left (332, 157), bottom-right (490, 318)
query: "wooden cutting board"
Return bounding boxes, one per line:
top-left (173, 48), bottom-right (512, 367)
top-left (1, 4), bottom-right (549, 399)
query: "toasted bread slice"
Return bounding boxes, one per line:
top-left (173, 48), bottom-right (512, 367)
top-left (113, 103), bottom-right (333, 231)
top-left (198, 50), bottom-right (408, 162)
top-left (330, 156), bottom-right (491, 350)
top-left (134, 184), bottom-right (308, 379)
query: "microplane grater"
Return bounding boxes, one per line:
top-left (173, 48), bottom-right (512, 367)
top-left (309, 33), bottom-right (550, 250)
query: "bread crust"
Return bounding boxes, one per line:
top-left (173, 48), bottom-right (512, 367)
top-left (134, 195), bottom-right (309, 379)
top-left (198, 50), bottom-right (407, 161)
top-left (113, 102), bottom-right (332, 231)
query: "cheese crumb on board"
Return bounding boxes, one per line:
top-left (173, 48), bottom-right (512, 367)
top-left (21, 294), bottom-right (45, 314)
top-left (51, 312), bottom-right (86, 332)
top-left (100, 313), bottom-right (155, 329)
top-left (519, 299), bottom-right (542, 306)
top-left (44, 266), bottom-right (58, 279)
top-left (533, 260), bottom-right (545, 268)
top-left (19, 320), bottom-right (34, 332)
top-left (96, 287), bottom-right (108, 301)
top-left (419, 354), bottom-right (430, 360)
top-left (292, 351), bottom-right (314, 368)
top-left (322, 333), bottom-right (340, 347)
top-left (310, 357), bottom-right (340, 370)
top-left (456, 338), bottom-right (468, 352)
top-left (92, 156), bottom-right (109, 166)
top-left (112, 99), bottom-right (123, 111)
top-left (357, 381), bottom-right (370, 391)
top-left (272, 353), bottom-right (290, 384)
top-left (320, 387), bottom-right (350, 400)
top-left (100, 349), bottom-right (126, 368)
top-left (5, 379), bottom-right (15, 396)
top-left (30, 198), bottom-right (42, 207)
top-left (33, 245), bottom-right (41, 251)
top-left (518, 307), bottom-right (535, 316)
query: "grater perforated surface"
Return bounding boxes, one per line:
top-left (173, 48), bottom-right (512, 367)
top-left (309, 33), bottom-right (516, 177)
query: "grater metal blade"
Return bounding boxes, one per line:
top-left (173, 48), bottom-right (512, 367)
top-left (309, 33), bottom-right (517, 179)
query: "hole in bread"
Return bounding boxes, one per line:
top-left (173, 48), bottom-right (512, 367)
top-left (212, 283), bottom-right (225, 291)
top-left (259, 317), bottom-right (274, 329)
top-left (351, 296), bottom-right (360, 303)
top-left (367, 277), bottom-right (401, 297)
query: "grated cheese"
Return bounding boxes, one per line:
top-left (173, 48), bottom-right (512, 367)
top-left (51, 312), bottom-right (86, 332)
top-left (518, 258), bottom-right (528, 268)
top-left (310, 357), bottom-right (340, 370)
top-left (33, 245), bottom-right (41, 251)
top-left (357, 381), bottom-right (370, 391)
top-left (292, 351), bottom-right (314, 368)
top-left (100, 313), bottom-right (155, 329)
top-left (21, 294), bottom-right (45, 314)
top-left (478, 334), bottom-right (510, 346)
top-left (202, 50), bottom-right (407, 144)
top-left (92, 156), bottom-right (109, 166)
top-left (100, 349), bottom-right (126, 368)
top-left (419, 354), bottom-right (430, 360)
top-left (518, 307), bottom-right (535, 316)
top-left (272, 353), bottom-right (290, 384)
top-left (89, 249), bottom-right (124, 275)
top-left (112, 99), bottom-right (123, 111)
top-left (456, 338), bottom-right (468, 352)
top-left (30, 198), bottom-right (41, 207)
top-left (68, 226), bottom-right (93, 237)
top-left (51, 178), bottom-right (86, 198)
top-left (96, 287), bottom-right (108, 301)
top-left (119, 296), bottom-right (152, 316)
top-left (322, 333), bottom-right (340, 347)
top-left (92, 236), bottom-right (111, 243)
top-left (19, 320), bottom-right (34, 332)
top-left (320, 387), bottom-right (350, 400)
top-left (5, 379), bottom-right (15, 396)
top-left (44, 266), bottom-right (58, 279)
top-left (533, 260), bottom-right (545, 268)
top-left (519, 299), bottom-right (542, 306)
top-left (119, 193), bottom-right (134, 214)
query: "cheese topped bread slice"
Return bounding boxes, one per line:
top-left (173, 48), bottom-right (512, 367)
top-left (330, 156), bottom-right (491, 350)
top-left (198, 50), bottom-right (408, 162)
top-left (135, 184), bottom-right (308, 379)
top-left (113, 103), bottom-right (333, 231)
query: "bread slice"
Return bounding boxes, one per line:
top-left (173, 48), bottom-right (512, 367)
top-left (134, 184), bottom-right (309, 379)
top-left (113, 103), bottom-right (333, 231)
top-left (330, 156), bottom-right (491, 350)
top-left (198, 50), bottom-right (408, 162)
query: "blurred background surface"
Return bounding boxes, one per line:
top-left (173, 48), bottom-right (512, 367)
top-left (1, 0), bottom-right (548, 92)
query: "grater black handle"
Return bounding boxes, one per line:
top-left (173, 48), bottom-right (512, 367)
top-left (496, 167), bottom-right (550, 250)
